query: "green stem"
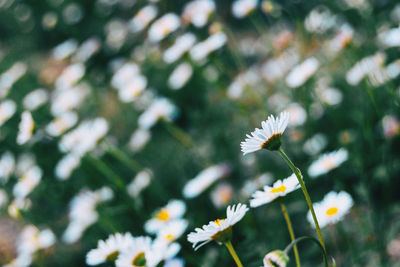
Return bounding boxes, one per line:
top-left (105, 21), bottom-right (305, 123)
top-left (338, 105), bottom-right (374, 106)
top-left (224, 241), bottom-right (244, 267)
top-left (280, 201), bottom-right (301, 267)
top-left (163, 121), bottom-right (194, 148)
top-left (86, 155), bottom-right (125, 191)
top-left (284, 236), bottom-right (329, 267)
top-left (103, 142), bottom-right (142, 172)
top-left (277, 148), bottom-right (326, 251)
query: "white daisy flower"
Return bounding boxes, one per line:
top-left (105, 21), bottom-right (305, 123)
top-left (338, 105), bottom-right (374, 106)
top-left (0, 151), bottom-right (15, 184)
top-left (55, 63), bottom-right (85, 90)
top-left (145, 199), bottom-right (186, 234)
top-left (128, 128), bottom-right (151, 152)
top-left (46, 111), bottom-right (78, 137)
top-left (129, 5), bottom-right (158, 33)
top-left (13, 166), bottom-right (42, 199)
top-left (148, 13), bottom-right (180, 43)
top-left (187, 203), bottom-right (249, 250)
top-left (168, 62), bottom-right (193, 90)
top-left (240, 111), bottom-right (290, 154)
top-left (138, 98), bottom-right (178, 130)
top-left (115, 236), bottom-right (158, 267)
top-left (263, 250), bottom-right (289, 267)
top-left (183, 163), bottom-right (231, 199)
top-left (54, 153), bottom-right (81, 180)
top-left (0, 100), bottom-right (16, 127)
top-left (307, 191), bottom-right (353, 228)
top-left (127, 169), bottom-right (153, 198)
top-left (163, 33), bottom-right (196, 64)
top-left (285, 57), bottom-right (319, 88)
top-left (155, 219), bottom-right (188, 244)
top-left (0, 62), bottom-right (27, 98)
top-left (250, 173), bottom-right (300, 208)
top-left (190, 32), bottom-right (227, 61)
top-left (0, 189), bottom-right (8, 208)
top-left (16, 111), bottom-right (35, 145)
top-left (211, 183), bottom-right (233, 208)
top-left (307, 148), bottom-right (348, 178)
top-left (182, 0), bottom-right (215, 28)
top-left (23, 89), bottom-right (49, 111)
top-left (86, 233), bottom-right (135, 265)
top-left (232, 0), bottom-right (258, 19)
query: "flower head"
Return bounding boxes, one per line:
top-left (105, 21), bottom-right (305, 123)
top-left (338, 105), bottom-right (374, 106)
top-left (86, 233), bottom-right (135, 265)
top-left (145, 199), bottom-right (186, 234)
top-left (263, 250), bottom-right (289, 267)
top-left (115, 236), bottom-right (157, 267)
top-left (307, 191), bottom-right (353, 228)
top-left (187, 203), bottom-right (248, 250)
top-left (241, 111), bottom-right (290, 154)
top-left (307, 149), bottom-right (348, 178)
top-left (250, 173), bottom-right (300, 207)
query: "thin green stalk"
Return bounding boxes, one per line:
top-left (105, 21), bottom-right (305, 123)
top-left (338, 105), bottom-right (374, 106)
top-left (284, 236), bottom-right (329, 267)
top-left (163, 121), bottom-right (194, 148)
top-left (280, 201), bottom-right (301, 267)
top-left (277, 148), bottom-right (326, 251)
top-left (224, 241), bottom-right (244, 267)
top-left (86, 155), bottom-right (125, 191)
top-left (103, 142), bottom-right (142, 172)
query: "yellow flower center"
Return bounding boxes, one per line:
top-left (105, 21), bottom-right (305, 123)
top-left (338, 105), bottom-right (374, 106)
top-left (166, 233), bottom-right (175, 241)
top-left (270, 185), bottom-right (287, 194)
top-left (326, 207), bottom-right (339, 216)
top-left (214, 219), bottom-right (225, 226)
top-left (156, 209), bottom-right (170, 221)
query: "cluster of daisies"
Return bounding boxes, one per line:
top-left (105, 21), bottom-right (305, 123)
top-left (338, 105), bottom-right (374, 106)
top-left (86, 199), bottom-right (187, 267)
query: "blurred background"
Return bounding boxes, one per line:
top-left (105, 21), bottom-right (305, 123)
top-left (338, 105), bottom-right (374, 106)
top-left (0, 0), bottom-right (399, 266)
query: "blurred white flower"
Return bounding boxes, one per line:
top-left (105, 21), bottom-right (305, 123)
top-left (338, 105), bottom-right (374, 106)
top-left (382, 115), bottom-right (399, 139)
top-left (0, 189), bottom-right (8, 208)
top-left (46, 111), bottom-right (78, 137)
top-left (163, 33), bottom-right (196, 64)
top-left (286, 103), bottom-right (307, 126)
top-left (145, 199), bottom-right (186, 234)
top-left (183, 163), bottom-right (231, 199)
top-left (148, 13), bottom-right (180, 43)
top-left (16, 111), bottom-right (35, 145)
top-left (0, 62), bottom-right (27, 98)
top-left (190, 32), bottom-right (227, 61)
top-left (51, 39), bottom-right (78, 60)
top-left (307, 191), bottom-right (353, 228)
top-left (72, 37), bottom-right (101, 63)
top-left (129, 128), bottom-right (151, 152)
top-left (308, 148), bottom-right (348, 178)
top-left (241, 111), bottom-right (290, 154)
top-left (0, 100), bottom-right (16, 127)
top-left (232, 0), bottom-right (258, 19)
top-left (155, 219), bottom-right (188, 244)
top-left (182, 0), bottom-right (215, 27)
top-left (86, 233), bottom-right (135, 265)
top-left (51, 83), bottom-right (89, 116)
top-left (250, 174), bottom-right (300, 207)
top-left (13, 165), bottom-right (42, 199)
top-left (0, 151), bottom-right (15, 184)
top-left (138, 98), bottom-right (178, 129)
top-left (55, 153), bottom-right (81, 180)
top-left (286, 57), bottom-right (319, 88)
top-left (187, 203), bottom-right (249, 250)
top-left (168, 62), bottom-right (193, 90)
top-left (118, 74), bottom-right (147, 103)
top-left (303, 133), bottom-right (328, 156)
top-left (346, 52), bottom-right (385, 86)
top-left (129, 5), bottom-right (158, 32)
top-left (23, 89), bottom-right (49, 111)
top-left (55, 63), bottom-right (85, 90)
top-left (304, 6), bottom-right (336, 33)
top-left (211, 183), bottom-right (233, 208)
top-left (127, 169), bottom-right (152, 198)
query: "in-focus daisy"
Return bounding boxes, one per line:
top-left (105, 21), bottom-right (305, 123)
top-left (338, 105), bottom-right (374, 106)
top-left (145, 199), bottom-right (186, 234)
top-left (250, 173), bottom-right (300, 208)
top-left (86, 233), bottom-right (134, 265)
top-left (263, 250), bottom-right (289, 267)
top-left (307, 148), bottom-right (348, 178)
top-left (240, 111), bottom-right (290, 154)
top-left (307, 191), bottom-right (353, 228)
top-left (187, 203), bottom-right (248, 250)
top-left (115, 236), bottom-right (158, 267)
